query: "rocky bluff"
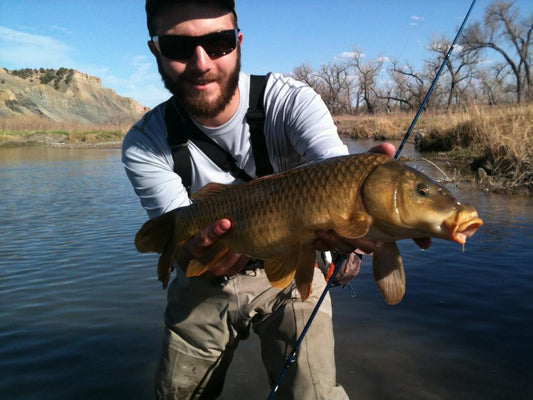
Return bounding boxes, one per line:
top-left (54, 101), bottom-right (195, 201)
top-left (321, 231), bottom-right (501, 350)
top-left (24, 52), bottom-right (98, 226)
top-left (0, 68), bottom-right (149, 125)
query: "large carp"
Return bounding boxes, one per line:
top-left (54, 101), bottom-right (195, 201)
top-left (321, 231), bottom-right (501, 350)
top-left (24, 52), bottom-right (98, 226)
top-left (135, 153), bottom-right (483, 305)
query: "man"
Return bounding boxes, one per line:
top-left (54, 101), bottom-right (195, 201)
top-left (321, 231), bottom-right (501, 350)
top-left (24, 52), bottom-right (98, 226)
top-left (123, 1), bottom-right (396, 398)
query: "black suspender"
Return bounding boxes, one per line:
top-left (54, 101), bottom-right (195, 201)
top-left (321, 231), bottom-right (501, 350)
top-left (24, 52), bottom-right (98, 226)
top-left (165, 74), bottom-right (273, 195)
top-left (247, 74), bottom-right (273, 178)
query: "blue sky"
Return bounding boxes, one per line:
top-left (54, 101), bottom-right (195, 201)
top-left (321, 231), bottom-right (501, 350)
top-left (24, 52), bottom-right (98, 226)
top-left (1, 0), bottom-right (531, 109)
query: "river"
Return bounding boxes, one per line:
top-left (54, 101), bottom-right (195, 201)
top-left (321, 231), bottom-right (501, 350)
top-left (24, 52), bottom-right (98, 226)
top-left (0, 142), bottom-right (532, 399)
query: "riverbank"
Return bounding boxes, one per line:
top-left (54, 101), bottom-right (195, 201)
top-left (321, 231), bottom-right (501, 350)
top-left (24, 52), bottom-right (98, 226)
top-left (336, 103), bottom-right (532, 194)
top-left (0, 129), bottom-right (124, 149)
top-left (1, 104), bottom-right (531, 193)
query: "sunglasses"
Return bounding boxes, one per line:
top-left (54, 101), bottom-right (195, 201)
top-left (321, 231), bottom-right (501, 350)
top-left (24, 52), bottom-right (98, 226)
top-left (152, 28), bottom-right (240, 61)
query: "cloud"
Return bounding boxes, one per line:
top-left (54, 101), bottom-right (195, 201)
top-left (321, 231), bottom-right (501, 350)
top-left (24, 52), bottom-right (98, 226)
top-left (377, 56), bottom-right (391, 63)
top-left (409, 15), bottom-right (424, 27)
top-left (82, 55), bottom-right (169, 108)
top-left (0, 26), bottom-right (167, 108)
top-left (120, 56), bottom-right (169, 108)
top-left (50, 25), bottom-right (73, 35)
top-left (338, 51), bottom-right (355, 59)
top-left (337, 51), bottom-right (366, 60)
top-left (0, 26), bottom-right (73, 68)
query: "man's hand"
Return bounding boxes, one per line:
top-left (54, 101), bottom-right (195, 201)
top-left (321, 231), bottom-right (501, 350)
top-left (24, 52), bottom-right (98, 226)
top-left (368, 142), bottom-right (395, 157)
top-left (177, 219), bottom-right (249, 277)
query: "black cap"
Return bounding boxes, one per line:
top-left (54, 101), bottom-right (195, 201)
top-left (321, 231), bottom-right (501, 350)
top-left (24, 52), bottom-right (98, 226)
top-left (146, 0), bottom-right (235, 17)
top-left (146, 1), bottom-right (237, 35)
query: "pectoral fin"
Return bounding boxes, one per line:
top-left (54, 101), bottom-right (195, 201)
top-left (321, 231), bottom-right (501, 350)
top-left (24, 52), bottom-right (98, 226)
top-left (294, 243), bottom-right (318, 301)
top-left (264, 243), bottom-right (317, 301)
top-left (185, 241), bottom-right (231, 277)
top-left (329, 208), bottom-right (371, 239)
top-left (264, 245), bottom-right (299, 289)
top-left (372, 241), bottom-right (406, 305)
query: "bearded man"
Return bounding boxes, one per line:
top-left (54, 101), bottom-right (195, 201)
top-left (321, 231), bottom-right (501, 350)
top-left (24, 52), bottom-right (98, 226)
top-left (123, 1), bottom-right (394, 398)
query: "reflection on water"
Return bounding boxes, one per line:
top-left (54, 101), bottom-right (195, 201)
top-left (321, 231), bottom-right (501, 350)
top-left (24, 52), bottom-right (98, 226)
top-left (0, 144), bottom-right (532, 399)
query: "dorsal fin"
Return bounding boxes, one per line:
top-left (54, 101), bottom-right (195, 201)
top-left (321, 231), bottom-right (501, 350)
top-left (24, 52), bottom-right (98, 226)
top-left (191, 182), bottom-right (233, 201)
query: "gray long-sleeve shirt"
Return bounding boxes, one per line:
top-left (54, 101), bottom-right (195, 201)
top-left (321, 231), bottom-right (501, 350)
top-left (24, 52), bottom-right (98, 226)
top-left (122, 72), bottom-right (348, 219)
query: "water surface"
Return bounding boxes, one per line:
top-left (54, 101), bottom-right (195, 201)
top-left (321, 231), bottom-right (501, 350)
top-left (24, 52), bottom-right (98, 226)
top-left (0, 144), bottom-right (531, 399)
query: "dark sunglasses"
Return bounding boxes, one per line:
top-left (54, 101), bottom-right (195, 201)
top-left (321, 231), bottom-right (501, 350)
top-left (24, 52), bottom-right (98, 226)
top-left (152, 28), bottom-right (239, 61)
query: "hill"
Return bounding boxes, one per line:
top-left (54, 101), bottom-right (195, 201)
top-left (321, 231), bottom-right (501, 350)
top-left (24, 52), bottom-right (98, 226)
top-left (0, 67), bottom-right (149, 125)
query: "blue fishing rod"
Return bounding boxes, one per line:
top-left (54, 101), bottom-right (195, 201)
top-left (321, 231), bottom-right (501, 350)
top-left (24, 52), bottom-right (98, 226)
top-left (267, 1), bottom-right (477, 398)
top-left (267, 255), bottom-right (346, 400)
top-left (395, 0), bottom-right (478, 160)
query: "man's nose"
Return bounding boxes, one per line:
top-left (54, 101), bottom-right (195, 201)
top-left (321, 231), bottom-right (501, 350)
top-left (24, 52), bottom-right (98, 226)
top-left (188, 45), bottom-right (211, 70)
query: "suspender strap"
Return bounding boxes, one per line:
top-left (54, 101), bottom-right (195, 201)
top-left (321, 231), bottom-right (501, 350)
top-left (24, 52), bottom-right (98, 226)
top-left (248, 74), bottom-right (274, 176)
top-left (165, 97), bottom-right (253, 194)
top-left (165, 74), bottom-right (272, 194)
top-left (165, 98), bottom-right (193, 193)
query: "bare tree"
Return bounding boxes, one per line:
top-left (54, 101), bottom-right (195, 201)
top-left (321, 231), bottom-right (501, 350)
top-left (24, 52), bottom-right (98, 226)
top-left (474, 63), bottom-right (513, 104)
top-left (428, 34), bottom-right (482, 108)
top-left (315, 62), bottom-right (353, 114)
top-left (461, 0), bottom-right (532, 102)
top-left (292, 63), bottom-right (319, 87)
top-left (348, 48), bottom-right (384, 114)
top-left (386, 60), bottom-right (431, 110)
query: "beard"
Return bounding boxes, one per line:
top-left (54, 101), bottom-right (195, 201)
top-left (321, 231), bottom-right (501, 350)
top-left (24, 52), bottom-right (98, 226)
top-left (157, 47), bottom-right (241, 119)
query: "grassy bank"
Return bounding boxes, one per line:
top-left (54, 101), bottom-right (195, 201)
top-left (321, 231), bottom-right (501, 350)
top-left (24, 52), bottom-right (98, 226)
top-left (0, 117), bottom-right (130, 148)
top-left (336, 103), bottom-right (532, 193)
top-left (2, 105), bottom-right (531, 192)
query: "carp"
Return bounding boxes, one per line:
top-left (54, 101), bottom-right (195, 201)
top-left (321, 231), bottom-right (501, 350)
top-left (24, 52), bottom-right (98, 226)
top-left (135, 153), bottom-right (483, 305)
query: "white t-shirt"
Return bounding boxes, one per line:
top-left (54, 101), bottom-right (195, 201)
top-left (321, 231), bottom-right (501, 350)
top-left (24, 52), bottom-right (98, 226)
top-left (122, 72), bottom-right (348, 218)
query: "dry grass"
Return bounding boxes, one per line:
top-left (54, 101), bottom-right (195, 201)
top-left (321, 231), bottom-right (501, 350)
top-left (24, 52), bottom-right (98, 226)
top-left (336, 103), bottom-right (533, 192)
top-left (0, 116), bottom-right (131, 147)
top-left (2, 105), bottom-right (532, 191)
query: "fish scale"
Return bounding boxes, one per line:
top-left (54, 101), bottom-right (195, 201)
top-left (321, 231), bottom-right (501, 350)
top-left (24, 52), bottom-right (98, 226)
top-left (135, 152), bottom-right (482, 304)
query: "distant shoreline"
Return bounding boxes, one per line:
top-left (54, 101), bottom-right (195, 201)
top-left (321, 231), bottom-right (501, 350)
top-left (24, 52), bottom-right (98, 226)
top-left (2, 104), bottom-right (531, 194)
top-left (0, 131), bottom-right (124, 149)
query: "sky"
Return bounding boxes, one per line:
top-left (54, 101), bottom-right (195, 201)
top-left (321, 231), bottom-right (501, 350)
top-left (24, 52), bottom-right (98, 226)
top-left (1, 0), bottom-right (531, 109)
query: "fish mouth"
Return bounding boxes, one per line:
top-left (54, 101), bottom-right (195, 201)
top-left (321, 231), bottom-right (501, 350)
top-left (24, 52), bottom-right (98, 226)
top-left (442, 209), bottom-right (483, 244)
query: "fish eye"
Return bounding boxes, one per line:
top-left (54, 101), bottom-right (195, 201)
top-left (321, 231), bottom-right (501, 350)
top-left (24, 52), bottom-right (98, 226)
top-left (416, 183), bottom-right (429, 196)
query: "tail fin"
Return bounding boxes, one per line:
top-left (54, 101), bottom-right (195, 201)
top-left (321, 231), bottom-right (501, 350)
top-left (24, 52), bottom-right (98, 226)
top-left (135, 210), bottom-right (183, 289)
top-left (135, 211), bottom-right (178, 253)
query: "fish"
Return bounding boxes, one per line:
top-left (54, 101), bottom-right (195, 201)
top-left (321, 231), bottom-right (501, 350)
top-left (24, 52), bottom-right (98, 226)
top-left (135, 153), bottom-right (483, 305)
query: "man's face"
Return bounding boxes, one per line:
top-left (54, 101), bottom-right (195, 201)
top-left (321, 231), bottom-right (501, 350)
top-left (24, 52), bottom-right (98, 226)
top-left (149, 4), bottom-right (242, 120)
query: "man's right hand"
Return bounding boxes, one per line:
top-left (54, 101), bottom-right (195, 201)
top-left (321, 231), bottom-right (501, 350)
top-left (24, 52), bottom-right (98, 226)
top-left (176, 218), bottom-right (249, 277)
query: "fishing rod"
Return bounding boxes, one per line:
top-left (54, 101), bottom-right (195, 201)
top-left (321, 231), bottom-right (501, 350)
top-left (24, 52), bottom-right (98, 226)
top-left (268, 0), bottom-right (477, 398)
top-left (395, 0), bottom-right (478, 159)
top-left (267, 255), bottom-right (346, 400)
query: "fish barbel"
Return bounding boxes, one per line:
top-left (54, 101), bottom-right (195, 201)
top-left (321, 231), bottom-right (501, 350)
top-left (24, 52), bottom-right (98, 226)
top-left (135, 153), bottom-right (483, 304)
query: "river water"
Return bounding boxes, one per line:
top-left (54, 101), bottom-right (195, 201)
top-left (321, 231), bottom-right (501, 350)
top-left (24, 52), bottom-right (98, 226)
top-left (0, 142), bottom-right (532, 399)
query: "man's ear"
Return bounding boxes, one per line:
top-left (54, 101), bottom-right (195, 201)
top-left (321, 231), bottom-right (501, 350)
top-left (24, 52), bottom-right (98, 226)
top-left (148, 40), bottom-right (158, 57)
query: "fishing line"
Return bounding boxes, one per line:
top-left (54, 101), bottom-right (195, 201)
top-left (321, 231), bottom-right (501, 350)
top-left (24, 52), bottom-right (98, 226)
top-left (394, 0), bottom-right (478, 159)
top-left (267, 255), bottom-right (346, 400)
top-left (268, 1), bottom-right (477, 397)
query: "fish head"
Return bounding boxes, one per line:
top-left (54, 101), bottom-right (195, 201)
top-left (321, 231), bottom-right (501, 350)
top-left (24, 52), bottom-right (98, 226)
top-left (362, 160), bottom-right (483, 243)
